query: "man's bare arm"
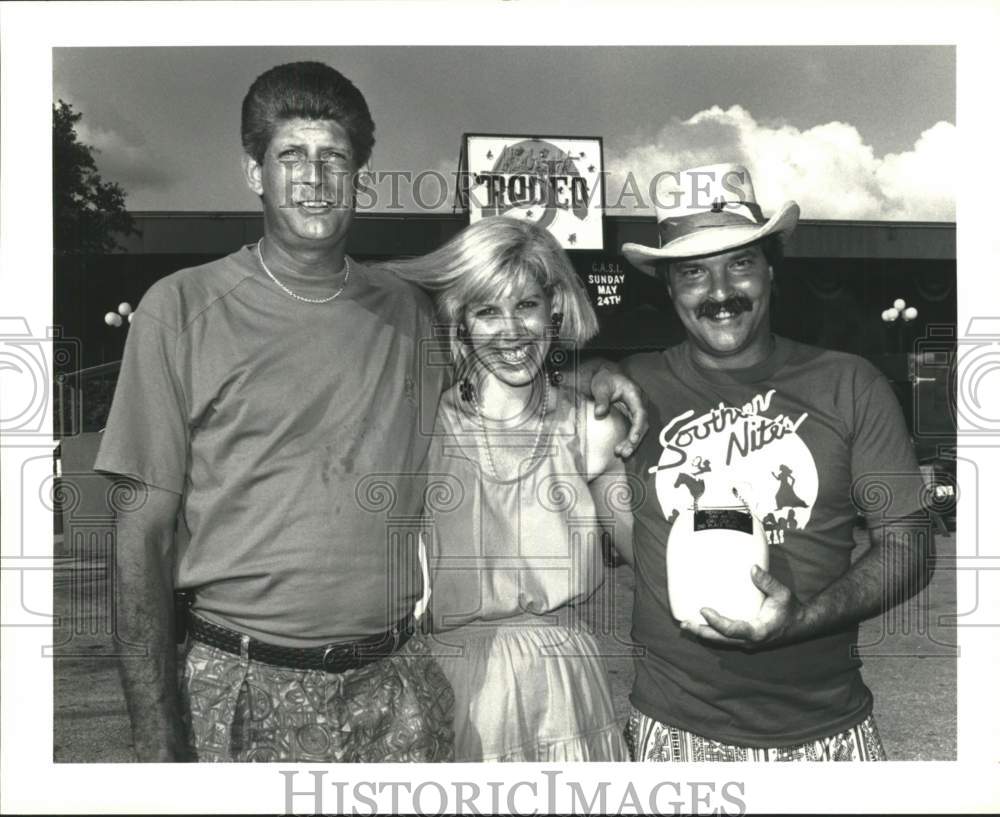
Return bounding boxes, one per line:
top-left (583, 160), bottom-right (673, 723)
top-left (686, 514), bottom-right (935, 648)
top-left (585, 404), bottom-right (635, 566)
top-left (591, 464), bottom-right (635, 567)
top-left (114, 479), bottom-right (189, 761)
top-left (574, 357), bottom-right (648, 458)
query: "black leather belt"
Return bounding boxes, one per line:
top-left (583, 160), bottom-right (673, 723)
top-left (186, 612), bottom-right (415, 674)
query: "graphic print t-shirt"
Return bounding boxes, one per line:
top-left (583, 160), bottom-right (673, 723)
top-left (622, 337), bottom-right (923, 746)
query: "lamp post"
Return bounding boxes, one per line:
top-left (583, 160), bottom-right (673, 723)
top-left (881, 297), bottom-right (919, 355)
top-left (103, 301), bottom-right (133, 328)
top-left (102, 301), bottom-right (133, 362)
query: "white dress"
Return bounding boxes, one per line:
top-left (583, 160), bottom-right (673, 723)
top-left (425, 389), bottom-right (626, 762)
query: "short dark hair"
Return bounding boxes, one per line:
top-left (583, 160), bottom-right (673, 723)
top-left (241, 61), bottom-right (375, 168)
top-left (656, 233), bottom-right (786, 282)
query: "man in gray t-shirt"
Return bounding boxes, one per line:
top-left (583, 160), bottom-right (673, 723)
top-left (97, 61), bottom-right (647, 763)
top-left (614, 163), bottom-right (932, 762)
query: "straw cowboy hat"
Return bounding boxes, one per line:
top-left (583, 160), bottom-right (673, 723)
top-left (622, 163), bottom-right (799, 275)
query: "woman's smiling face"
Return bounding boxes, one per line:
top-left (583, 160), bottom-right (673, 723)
top-left (462, 281), bottom-right (554, 389)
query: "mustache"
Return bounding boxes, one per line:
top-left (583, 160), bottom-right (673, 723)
top-left (696, 295), bottom-right (754, 319)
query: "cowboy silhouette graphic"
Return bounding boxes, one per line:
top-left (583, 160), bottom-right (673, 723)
top-left (674, 457), bottom-right (712, 501)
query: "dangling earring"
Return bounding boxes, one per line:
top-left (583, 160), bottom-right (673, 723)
top-left (456, 324), bottom-right (476, 402)
top-left (547, 354), bottom-right (565, 386)
top-left (459, 379), bottom-right (476, 402)
top-left (547, 313), bottom-right (565, 386)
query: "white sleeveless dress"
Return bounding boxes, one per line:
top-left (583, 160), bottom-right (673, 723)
top-left (425, 388), bottom-right (626, 762)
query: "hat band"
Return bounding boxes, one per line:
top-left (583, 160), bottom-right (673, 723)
top-left (657, 202), bottom-right (765, 247)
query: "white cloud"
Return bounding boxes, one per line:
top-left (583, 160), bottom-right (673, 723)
top-left (607, 105), bottom-right (954, 221)
top-left (76, 120), bottom-right (139, 162)
top-left (74, 120), bottom-right (174, 193)
top-left (876, 121), bottom-right (955, 221)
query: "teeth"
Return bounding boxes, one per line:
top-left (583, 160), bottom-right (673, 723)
top-left (498, 347), bottom-right (528, 362)
top-left (299, 201), bottom-right (331, 207)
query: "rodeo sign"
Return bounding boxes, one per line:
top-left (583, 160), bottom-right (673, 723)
top-left (462, 134), bottom-right (605, 250)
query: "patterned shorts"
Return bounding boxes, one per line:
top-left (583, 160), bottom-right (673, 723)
top-left (624, 706), bottom-right (887, 762)
top-left (179, 633), bottom-right (455, 762)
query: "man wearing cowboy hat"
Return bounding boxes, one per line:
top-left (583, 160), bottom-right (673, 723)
top-left (615, 163), bottom-right (932, 761)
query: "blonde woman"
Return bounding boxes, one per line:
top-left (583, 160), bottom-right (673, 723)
top-left (389, 217), bottom-right (632, 762)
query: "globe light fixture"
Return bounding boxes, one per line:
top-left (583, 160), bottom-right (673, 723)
top-left (104, 301), bottom-right (133, 330)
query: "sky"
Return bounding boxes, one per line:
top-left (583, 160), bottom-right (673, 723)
top-left (53, 45), bottom-right (956, 220)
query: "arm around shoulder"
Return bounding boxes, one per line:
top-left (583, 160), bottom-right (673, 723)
top-left (584, 402), bottom-right (635, 566)
top-left (583, 401), bottom-right (628, 479)
top-left (574, 357), bottom-right (648, 457)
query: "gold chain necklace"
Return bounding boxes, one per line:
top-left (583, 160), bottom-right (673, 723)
top-left (473, 379), bottom-right (549, 481)
top-left (256, 239), bottom-right (350, 304)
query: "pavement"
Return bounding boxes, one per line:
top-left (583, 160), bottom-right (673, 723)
top-left (52, 531), bottom-right (956, 762)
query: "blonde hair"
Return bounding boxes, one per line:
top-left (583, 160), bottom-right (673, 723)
top-left (385, 217), bottom-right (599, 365)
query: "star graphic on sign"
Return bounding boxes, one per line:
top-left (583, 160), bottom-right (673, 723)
top-left (568, 233), bottom-right (577, 245)
top-left (526, 210), bottom-right (534, 217)
top-left (580, 151), bottom-right (586, 158)
top-left (486, 150), bottom-right (493, 160)
top-left (588, 165), bottom-right (595, 173)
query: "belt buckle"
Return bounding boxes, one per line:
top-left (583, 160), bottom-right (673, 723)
top-left (321, 642), bottom-right (356, 672)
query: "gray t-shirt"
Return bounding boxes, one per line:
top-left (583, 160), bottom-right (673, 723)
top-left (96, 245), bottom-right (446, 646)
top-left (622, 336), bottom-right (925, 746)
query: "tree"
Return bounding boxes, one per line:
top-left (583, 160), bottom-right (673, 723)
top-left (53, 100), bottom-right (139, 254)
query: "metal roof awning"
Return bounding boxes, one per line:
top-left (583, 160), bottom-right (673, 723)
top-left (116, 212), bottom-right (956, 261)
